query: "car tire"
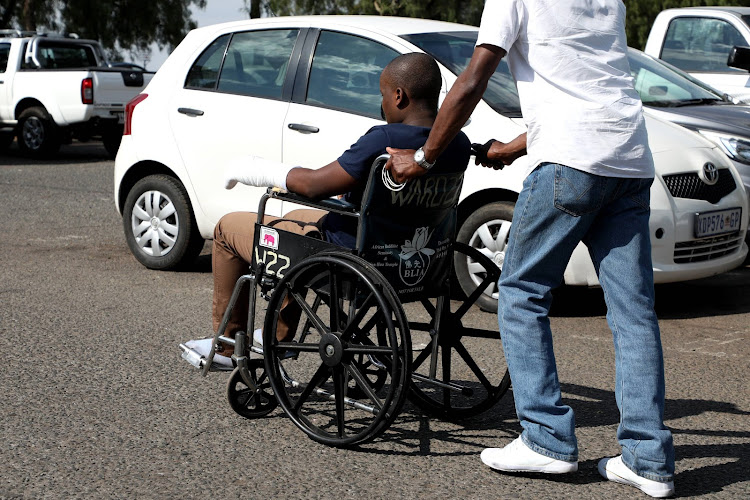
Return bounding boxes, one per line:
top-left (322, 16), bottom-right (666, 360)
top-left (454, 201), bottom-right (515, 312)
top-left (18, 106), bottom-right (60, 158)
top-left (102, 125), bottom-right (123, 159)
top-left (122, 175), bottom-right (204, 270)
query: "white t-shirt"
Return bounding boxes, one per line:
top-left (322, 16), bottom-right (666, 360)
top-left (477, 0), bottom-right (655, 178)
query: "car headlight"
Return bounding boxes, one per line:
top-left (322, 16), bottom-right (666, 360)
top-left (699, 130), bottom-right (750, 165)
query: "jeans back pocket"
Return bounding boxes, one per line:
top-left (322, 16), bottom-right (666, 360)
top-left (553, 164), bottom-right (608, 217)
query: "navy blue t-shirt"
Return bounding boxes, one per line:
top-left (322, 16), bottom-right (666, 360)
top-left (322, 123), bottom-right (471, 248)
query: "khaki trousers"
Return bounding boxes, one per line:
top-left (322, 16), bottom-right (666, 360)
top-left (212, 209), bottom-right (326, 350)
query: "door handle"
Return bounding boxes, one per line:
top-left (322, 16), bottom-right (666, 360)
top-left (288, 123), bottom-right (319, 133)
top-left (178, 107), bottom-right (204, 117)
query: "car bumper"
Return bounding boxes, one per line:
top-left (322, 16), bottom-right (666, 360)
top-left (113, 135), bottom-right (139, 215)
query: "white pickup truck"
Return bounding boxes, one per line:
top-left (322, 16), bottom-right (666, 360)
top-left (644, 6), bottom-right (750, 103)
top-left (0, 30), bottom-right (153, 157)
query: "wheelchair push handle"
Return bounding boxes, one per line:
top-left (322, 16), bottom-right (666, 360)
top-left (471, 140), bottom-right (505, 170)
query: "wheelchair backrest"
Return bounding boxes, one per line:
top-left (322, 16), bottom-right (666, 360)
top-left (355, 155), bottom-right (464, 302)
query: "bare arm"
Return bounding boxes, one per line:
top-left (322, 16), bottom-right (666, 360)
top-left (285, 160), bottom-right (358, 199)
top-left (385, 44), bottom-right (507, 183)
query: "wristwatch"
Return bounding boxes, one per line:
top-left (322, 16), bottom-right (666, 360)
top-left (414, 147), bottom-right (436, 170)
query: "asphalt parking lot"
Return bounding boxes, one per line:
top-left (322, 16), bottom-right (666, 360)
top-left (1, 142), bottom-right (749, 499)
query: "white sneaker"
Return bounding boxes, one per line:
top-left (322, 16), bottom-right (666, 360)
top-left (183, 338), bottom-right (233, 369)
top-left (598, 456), bottom-right (674, 498)
top-left (480, 437), bottom-right (578, 474)
top-left (253, 328), bottom-right (264, 346)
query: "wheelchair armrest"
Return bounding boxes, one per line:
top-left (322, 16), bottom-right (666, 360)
top-left (272, 189), bottom-right (360, 217)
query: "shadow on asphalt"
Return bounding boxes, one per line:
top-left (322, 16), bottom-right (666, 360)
top-left (355, 383), bottom-right (749, 494)
top-left (550, 261), bottom-right (750, 320)
top-left (0, 140), bottom-right (111, 165)
top-left (561, 382), bottom-right (750, 496)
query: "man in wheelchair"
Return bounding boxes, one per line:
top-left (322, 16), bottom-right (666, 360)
top-left (183, 53), bottom-right (471, 368)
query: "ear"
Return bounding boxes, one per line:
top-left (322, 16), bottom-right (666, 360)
top-left (395, 87), bottom-right (409, 109)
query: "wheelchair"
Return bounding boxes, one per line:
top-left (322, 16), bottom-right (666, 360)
top-left (180, 155), bottom-right (510, 447)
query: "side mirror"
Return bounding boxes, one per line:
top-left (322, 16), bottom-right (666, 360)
top-left (727, 46), bottom-right (750, 72)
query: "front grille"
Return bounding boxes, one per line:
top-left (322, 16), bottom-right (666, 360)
top-left (674, 232), bottom-right (743, 263)
top-left (663, 169), bottom-right (736, 204)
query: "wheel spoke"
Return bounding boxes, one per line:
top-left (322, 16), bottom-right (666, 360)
top-left (411, 338), bottom-right (435, 371)
top-left (346, 362), bottom-right (384, 411)
top-left (329, 264), bottom-right (341, 332)
top-left (134, 220), bottom-right (150, 237)
top-left (442, 341), bottom-right (452, 409)
top-left (157, 228), bottom-right (176, 247)
top-left (340, 292), bottom-right (375, 341)
top-left (151, 230), bottom-right (161, 257)
top-left (276, 341), bottom-right (319, 353)
top-left (333, 366), bottom-right (346, 437)
top-left (289, 288), bottom-right (330, 338)
top-left (344, 344), bottom-right (396, 355)
top-left (137, 228), bottom-right (153, 248)
top-left (495, 221), bottom-right (511, 250)
top-left (150, 192), bottom-right (161, 217)
top-left (160, 221), bottom-right (178, 236)
top-left (467, 260), bottom-right (489, 274)
top-left (236, 388), bottom-right (254, 407)
top-left (454, 341), bottom-right (494, 392)
top-left (293, 362), bottom-right (331, 412)
top-left (477, 224), bottom-right (498, 251)
top-left (133, 205), bottom-right (150, 222)
top-left (158, 202), bottom-right (176, 219)
top-left (455, 272), bottom-right (497, 320)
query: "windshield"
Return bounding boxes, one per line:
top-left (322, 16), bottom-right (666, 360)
top-left (627, 48), bottom-right (725, 107)
top-left (401, 31), bottom-right (522, 117)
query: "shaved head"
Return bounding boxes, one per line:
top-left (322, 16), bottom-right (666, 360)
top-left (383, 53), bottom-right (442, 111)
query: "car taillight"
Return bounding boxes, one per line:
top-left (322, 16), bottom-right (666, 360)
top-left (123, 93), bottom-right (148, 136)
top-left (81, 78), bottom-right (94, 104)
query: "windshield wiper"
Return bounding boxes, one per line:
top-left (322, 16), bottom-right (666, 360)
top-left (665, 98), bottom-right (722, 107)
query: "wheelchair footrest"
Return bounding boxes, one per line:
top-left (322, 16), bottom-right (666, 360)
top-left (179, 344), bottom-right (233, 373)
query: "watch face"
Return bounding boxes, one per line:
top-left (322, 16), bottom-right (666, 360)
top-left (415, 148), bottom-right (425, 162)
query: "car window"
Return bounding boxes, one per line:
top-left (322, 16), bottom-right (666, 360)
top-left (402, 31), bottom-right (522, 117)
top-left (217, 29), bottom-right (298, 98)
top-left (36, 42), bottom-right (97, 69)
top-left (185, 34), bottom-right (231, 90)
top-left (0, 43), bottom-right (9, 73)
top-left (628, 49), bottom-right (722, 105)
top-left (306, 31), bottom-right (399, 119)
top-left (661, 17), bottom-right (748, 73)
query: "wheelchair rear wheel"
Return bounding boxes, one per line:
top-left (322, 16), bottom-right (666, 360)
top-left (409, 242), bottom-right (511, 419)
top-left (263, 252), bottom-right (411, 446)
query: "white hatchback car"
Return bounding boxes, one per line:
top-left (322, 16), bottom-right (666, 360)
top-left (115, 16), bottom-right (749, 310)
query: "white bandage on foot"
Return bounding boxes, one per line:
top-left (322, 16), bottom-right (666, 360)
top-left (224, 155), bottom-right (298, 190)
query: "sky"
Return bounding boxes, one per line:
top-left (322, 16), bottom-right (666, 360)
top-left (146, 0), bottom-right (249, 70)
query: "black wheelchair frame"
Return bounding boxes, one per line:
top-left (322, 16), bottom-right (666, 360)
top-left (182, 155), bottom-right (510, 447)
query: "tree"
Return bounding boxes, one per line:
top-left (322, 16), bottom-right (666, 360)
top-left (1, 0), bottom-right (57, 32)
top-left (0, 0), bottom-right (206, 59)
top-left (242, 0), bottom-right (485, 25)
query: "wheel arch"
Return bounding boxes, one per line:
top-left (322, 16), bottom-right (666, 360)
top-left (15, 98), bottom-right (47, 120)
top-left (117, 160), bottom-right (183, 214)
top-left (457, 188), bottom-right (518, 229)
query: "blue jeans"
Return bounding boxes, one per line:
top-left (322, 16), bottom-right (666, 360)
top-left (498, 163), bottom-right (675, 482)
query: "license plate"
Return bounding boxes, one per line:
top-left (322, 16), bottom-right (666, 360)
top-left (694, 207), bottom-right (742, 238)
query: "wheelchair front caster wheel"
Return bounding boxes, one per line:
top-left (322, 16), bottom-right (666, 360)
top-left (227, 361), bottom-right (277, 419)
